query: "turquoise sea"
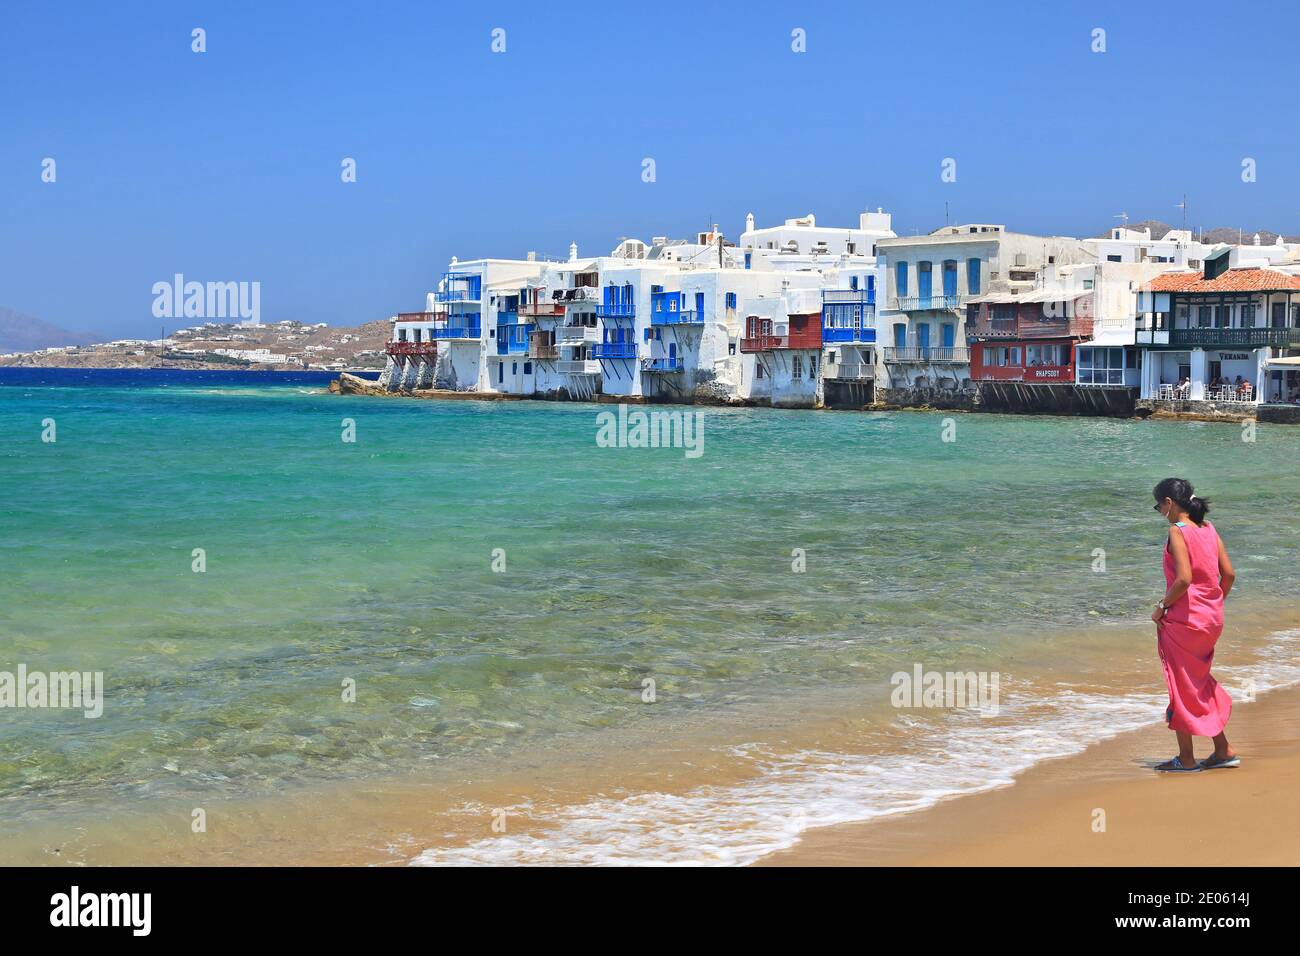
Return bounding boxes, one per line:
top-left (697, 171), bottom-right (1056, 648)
top-left (2, 371), bottom-right (1299, 864)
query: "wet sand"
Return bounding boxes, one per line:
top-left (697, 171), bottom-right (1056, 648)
top-left (7, 612), bottom-right (1296, 867)
top-left (760, 682), bottom-right (1300, 866)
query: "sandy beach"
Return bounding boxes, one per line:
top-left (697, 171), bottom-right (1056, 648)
top-left (761, 682), bottom-right (1300, 866)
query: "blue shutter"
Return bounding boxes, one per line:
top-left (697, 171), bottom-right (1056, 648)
top-left (896, 262), bottom-right (908, 298)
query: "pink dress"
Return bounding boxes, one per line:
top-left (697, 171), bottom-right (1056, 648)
top-left (1158, 521), bottom-right (1232, 736)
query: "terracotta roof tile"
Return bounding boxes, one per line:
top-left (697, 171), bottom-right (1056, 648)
top-left (1144, 267), bottom-right (1300, 293)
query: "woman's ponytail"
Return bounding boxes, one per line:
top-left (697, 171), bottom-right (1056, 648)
top-left (1153, 477), bottom-right (1211, 526)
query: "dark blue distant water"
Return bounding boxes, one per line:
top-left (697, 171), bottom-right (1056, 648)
top-left (0, 367), bottom-right (380, 387)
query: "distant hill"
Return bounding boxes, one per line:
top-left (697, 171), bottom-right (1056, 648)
top-left (1096, 220), bottom-right (1300, 245)
top-left (0, 307), bottom-right (103, 353)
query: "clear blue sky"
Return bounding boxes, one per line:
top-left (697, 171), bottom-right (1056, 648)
top-left (4, 0), bottom-right (1297, 339)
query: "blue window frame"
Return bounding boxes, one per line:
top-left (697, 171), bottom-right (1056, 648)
top-left (967, 258), bottom-right (981, 295)
top-left (942, 261), bottom-right (957, 298)
top-left (726, 292), bottom-right (737, 309)
top-left (895, 261), bottom-right (909, 298)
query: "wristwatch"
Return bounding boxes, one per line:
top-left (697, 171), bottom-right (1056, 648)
top-left (1155, 601), bottom-right (1168, 615)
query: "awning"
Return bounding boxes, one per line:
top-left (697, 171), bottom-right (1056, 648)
top-left (1264, 356), bottom-right (1300, 368)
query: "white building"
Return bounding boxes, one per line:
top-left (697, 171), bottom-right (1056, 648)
top-left (875, 225), bottom-right (1092, 402)
top-left (1134, 249), bottom-right (1300, 405)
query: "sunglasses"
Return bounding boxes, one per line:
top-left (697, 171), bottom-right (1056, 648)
top-left (1153, 501), bottom-right (1166, 512)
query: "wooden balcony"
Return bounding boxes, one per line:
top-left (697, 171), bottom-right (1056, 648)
top-left (386, 341), bottom-right (439, 358)
top-left (520, 301), bottom-right (566, 318)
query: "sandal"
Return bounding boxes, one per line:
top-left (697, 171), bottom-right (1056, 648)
top-left (1155, 756), bottom-right (1202, 773)
top-left (1198, 754), bottom-right (1241, 770)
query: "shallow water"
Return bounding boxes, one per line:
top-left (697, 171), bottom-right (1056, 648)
top-left (2, 376), bottom-right (1298, 862)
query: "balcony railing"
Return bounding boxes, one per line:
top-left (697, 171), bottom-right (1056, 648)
top-left (520, 301), bottom-right (566, 318)
top-left (555, 325), bottom-right (599, 344)
top-left (434, 272), bottom-right (481, 303)
top-left (822, 289), bottom-right (875, 305)
top-left (969, 317), bottom-right (1094, 339)
top-left (822, 325), bottom-right (877, 344)
top-left (386, 341), bottom-right (439, 358)
top-left (394, 311), bottom-right (442, 324)
top-left (1169, 327), bottom-right (1300, 349)
top-left (650, 309), bottom-right (704, 326)
top-left (596, 303), bottom-right (636, 319)
top-left (557, 359), bottom-right (601, 375)
top-left (823, 361), bottom-right (874, 380)
top-left (892, 294), bottom-right (963, 311)
top-left (430, 324), bottom-right (482, 340)
top-left (883, 347), bottom-right (971, 364)
top-left (641, 356), bottom-right (683, 373)
top-left (740, 335), bottom-right (788, 352)
top-left (592, 342), bottom-right (638, 359)
top-left (434, 289), bottom-right (480, 303)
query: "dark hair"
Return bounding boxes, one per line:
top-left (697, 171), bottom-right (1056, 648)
top-left (1153, 477), bottom-right (1210, 526)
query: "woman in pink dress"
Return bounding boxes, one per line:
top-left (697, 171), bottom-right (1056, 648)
top-left (1151, 478), bottom-right (1238, 772)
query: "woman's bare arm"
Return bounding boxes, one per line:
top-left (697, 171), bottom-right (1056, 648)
top-left (1217, 535), bottom-right (1236, 599)
top-left (1161, 526), bottom-right (1193, 609)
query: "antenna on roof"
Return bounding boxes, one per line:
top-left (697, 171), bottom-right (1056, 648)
top-left (1114, 211), bottom-right (1128, 227)
top-left (1176, 194), bottom-right (1188, 232)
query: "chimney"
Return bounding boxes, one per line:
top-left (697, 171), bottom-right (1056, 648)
top-left (527, 250), bottom-right (536, 261)
top-left (569, 242), bottom-right (578, 262)
top-left (745, 212), bottom-right (755, 233)
top-left (1254, 233), bottom-right (1261, 246)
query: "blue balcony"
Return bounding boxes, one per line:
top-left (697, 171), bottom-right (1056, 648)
top-left (822, 299), bottom-right (876, 343)
top-left (822, 325), bottom-right (877, 344)
top-left (596, 303), bottom-right (636, 320)
top-left (434, 271), bottom-right (482, 303)
top-left (592, 342), bottom-right (638, 360)
top-left (495, 319), bottom-right (534, 355)
top-left (641, 356), bottom-right (682, 373)
top-left (651, 309), bottom-right (703, 326)
top-left (430, 322), bottom-right (482, 340)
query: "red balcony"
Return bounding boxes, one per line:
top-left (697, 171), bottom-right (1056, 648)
top-left (520, 302), bottom-right (565, 318)
top-left (740, 314), bottom-right (823, 352)
top-left (740, 334), bottom-right (789, 352)
top-left (966, 299), bottom-right (1094, 340)
top-left (394, 311), bottom-right (445, 323)
top-left (386, 341), bottom-right (439, 358)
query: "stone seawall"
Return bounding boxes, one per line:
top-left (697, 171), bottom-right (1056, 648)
top-left (977, 383), bottom-right (1136, 417)
top-left (1134, 398), bottom-right (1255, 423)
